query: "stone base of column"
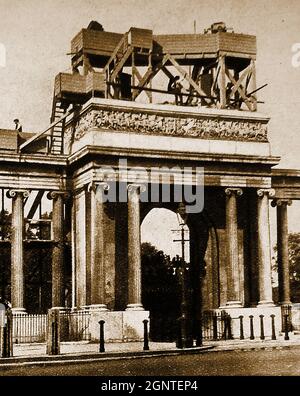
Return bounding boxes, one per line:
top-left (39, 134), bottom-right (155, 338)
top-left (126, 303), bottom-right (144, 311)
top-left (225, 301), bottom-right (243, 308)
top-left (89, 304), bottom-right (109, 311)
top-left (11, 308), bottom-right (27, 315)
top-left (51, 306), bottom-right (67, 311)
top-left (89, 310), bottom-right (149, 342)
top-left (257, 300), bottom-right (275, 307)
top-left (279, 301), bottom-right (292, 306)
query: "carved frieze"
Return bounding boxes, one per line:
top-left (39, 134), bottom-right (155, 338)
top-left (72, 107), bottom-right (268, 142)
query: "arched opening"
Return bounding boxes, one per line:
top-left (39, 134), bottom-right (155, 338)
top-left (141, 207), bottom-right (189, 341)
top-left (140, 205), bottom-right (221, 343)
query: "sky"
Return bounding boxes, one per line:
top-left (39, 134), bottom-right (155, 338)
top-left (0, 0), bottom-right (300, 255)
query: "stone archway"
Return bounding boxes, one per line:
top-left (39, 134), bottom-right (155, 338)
top-left (140, 205), bottom-right (221, 342)
top-left (141, 207), bottom-right (182, 341)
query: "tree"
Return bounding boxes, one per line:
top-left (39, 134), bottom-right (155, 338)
top-left (287, 233), bottom-right (300, 302)
top-left (141, 242), bottom-right (181, 341)
top-left (273, 232), bottom-right (300, 302)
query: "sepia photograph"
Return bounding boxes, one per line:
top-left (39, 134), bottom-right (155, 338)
top-left (0, 0), bottom-right (300, 386)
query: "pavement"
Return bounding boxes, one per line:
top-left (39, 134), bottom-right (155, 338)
top-left (1, 332), bottom-right (300, 367)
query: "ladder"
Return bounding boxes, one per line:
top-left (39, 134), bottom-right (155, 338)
top-left (49, 95), bottom-right (66, 155)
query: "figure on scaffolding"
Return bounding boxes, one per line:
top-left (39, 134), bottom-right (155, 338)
top-left (168, 75), bottom-right (184, 106)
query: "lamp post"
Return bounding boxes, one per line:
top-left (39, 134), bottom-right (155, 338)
top-left (173, 203), bottom-right (193, 348)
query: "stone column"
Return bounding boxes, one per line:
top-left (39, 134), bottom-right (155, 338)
top-left (257, 189), bottom-right (275, 306)
top-left (126, 184), bottom-right (145, 311)
top-left (48, 191), bottom-right (69, 309)
top-left (89, 182), bottom-right (109, 311)
top-left (272, 199), bottom-right (292, 305)
top-left (71, 196), bottom-right (76, 310)
top-left (225, 188), bottom-right (243, 307)
top-left (74, 188), bottom-right (88, 308)
top-left (247, 190), bottom-right (259, 307)
top-left (7, 189), bottom-right (29, 313)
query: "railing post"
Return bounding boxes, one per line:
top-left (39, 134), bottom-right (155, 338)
top-left (143, 319), bottom-right (149, 351)
top-left (47, 309), bottom-right (60, 355)
top-left (195, 316), bottom-right (203, 347)
top-left (284, 314), bottom-right (290, 341)
top-left (259, 315), bottom-right (265, 340)
top-left (239, 315), bottom-right (244, 340)
top-left (212, 313), bottom-right (218, 341)
top-left (1, 309), bottom-right (13, 358)
top-left (99, 320), bottom-right (105, 353)
top-left (223, 312), bottom-right (227, 340)
top-left (271, 314), bottom-right (276, 340)
top-left (227, 315), bottom-right (233, 340)
top-left (249, 315), bottom-right (255, 340)
top-left (176, 317), bottom-right (183, 349)
top-left (1, 325), bottom-right (5, 358)
top-left (6, 310), bottom-right (12, 357)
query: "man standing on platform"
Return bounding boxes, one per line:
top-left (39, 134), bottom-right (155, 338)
top-left (13, 119), bottom-right (22, 132)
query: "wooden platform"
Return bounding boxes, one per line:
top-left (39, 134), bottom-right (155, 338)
top-left (0, 130), bottom-right (38, 152)
top-left (154, 32), bottom-right (256, 59)
top-left (54, 72), bottom-right (106, 99)
top-left (71, 28), bottom-right (256, 67)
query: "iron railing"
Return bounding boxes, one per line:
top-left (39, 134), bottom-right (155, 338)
top-left (202, 311), bottom-right (232, 341)
top-left (13, 313), bottom-right (48, 344)
top-left (281, 305), bottom-right (293, 332)
top-left (59, 310), bottom-right (91, 342)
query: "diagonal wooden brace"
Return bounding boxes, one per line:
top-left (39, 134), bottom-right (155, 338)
top-left (225, 68), bottom-right (253, 111)
top-left (166, 53), bottom-right (210, 104)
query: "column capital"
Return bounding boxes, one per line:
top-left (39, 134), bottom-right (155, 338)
top-left (271, 198), bottom-right (292, 208)
top-left (6, 189), bottom-right (29, 200)
top-left (47, 191), bottom-right (70, 201)
top-left (87, 181), bottom-right (110, 193)
top-left (225, 187), bottom-right (243, 197)
top-left (127, 183), bottom-right (146, 195)
top-left (257, 188), bottom-right (275, 198)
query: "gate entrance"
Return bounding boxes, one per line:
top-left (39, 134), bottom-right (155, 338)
top-left (141, 242), bottom-right (181, 341)
top-left (141, 208), bottom-right (184, 341)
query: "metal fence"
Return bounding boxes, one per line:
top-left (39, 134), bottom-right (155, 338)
top-left (59, 310), bottom-right (91, 342)
top-left (13, 313), bottom-right (48, 344)
top-left (202, 311), bottom-right (232, 341)
top-left (12, 310), bottom-right (91, 344)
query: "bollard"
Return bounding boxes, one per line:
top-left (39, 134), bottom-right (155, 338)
top-left (259, 315), bottom-right (265, 340)
top-left (239, 316), bottom-right (244, 340)
top-left (99, 320), bottom-right (105, 352)
top-left (249, 315), bottom-right (255, 340)
top-left (212, 314), bottom-right (218, 341)
top-left (143, 319), bottom-right (149, 351)
top-left (271, 314), bottom-right (276, 340)
top-left (284, 314), bottom-right (289, 341)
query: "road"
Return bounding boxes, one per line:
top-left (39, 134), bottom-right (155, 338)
top-left (1, 348), bottom-right (300, 376)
